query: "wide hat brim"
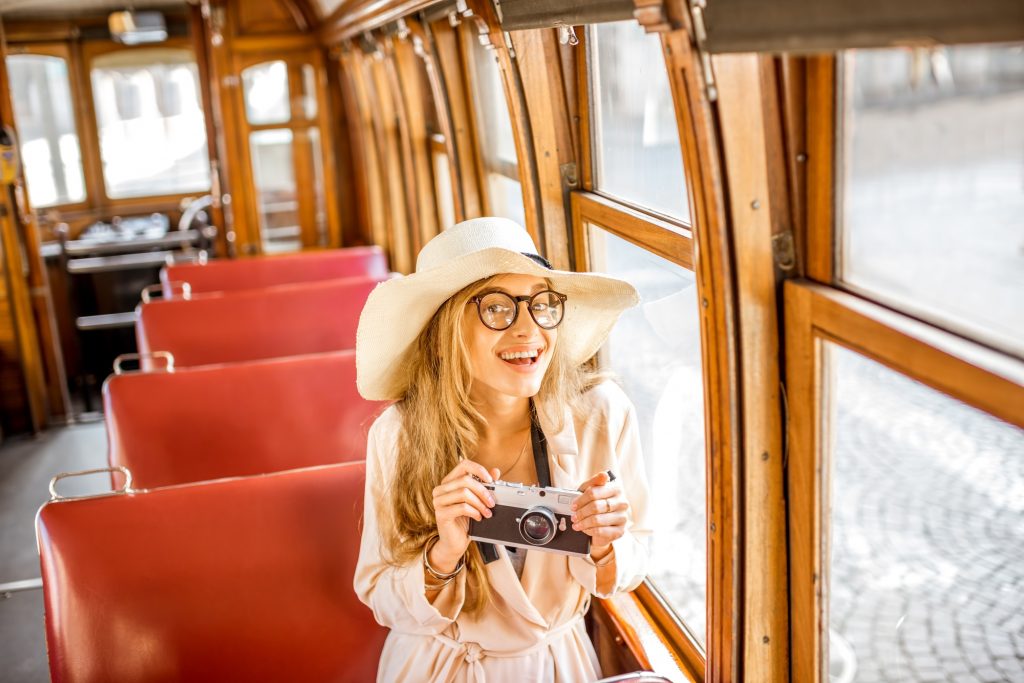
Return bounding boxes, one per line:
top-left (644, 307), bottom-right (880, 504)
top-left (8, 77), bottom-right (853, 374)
top-left (355, 247), bottom-right (638, 401)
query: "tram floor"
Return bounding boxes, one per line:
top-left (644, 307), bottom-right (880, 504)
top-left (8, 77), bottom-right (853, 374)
top-left (0, 421), bottom-right (107, 683)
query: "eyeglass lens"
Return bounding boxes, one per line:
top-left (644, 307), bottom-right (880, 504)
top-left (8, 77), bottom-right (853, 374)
top-left (478, 291), bottom-right (565, 330)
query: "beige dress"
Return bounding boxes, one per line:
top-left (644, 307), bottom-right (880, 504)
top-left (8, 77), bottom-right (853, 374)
top-left (354, 382), bottom-right (652, 683)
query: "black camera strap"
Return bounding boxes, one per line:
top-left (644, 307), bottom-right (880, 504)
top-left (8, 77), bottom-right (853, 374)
top-left (478, 399), bottom-right (550, 564)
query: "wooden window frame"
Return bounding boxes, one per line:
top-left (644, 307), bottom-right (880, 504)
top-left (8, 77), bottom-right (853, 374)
top-left (575, 25), bottom-right (695, 236)
top-left (4, 42), bottom-right (93, 213)
top-left (231, 47), bottom-right (343, 253)
top-left (79, 38), bottom-right (214, 212)
top-left (790, 48), bottom-right (1024, 682)
top-left (571, 20), bottom-right (712, 682)
top-left (785, 280), bottom-right (1024, 683)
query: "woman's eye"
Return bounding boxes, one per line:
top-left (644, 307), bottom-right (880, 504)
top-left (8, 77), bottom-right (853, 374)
top-left (487, 304), bottom-right (509, 315)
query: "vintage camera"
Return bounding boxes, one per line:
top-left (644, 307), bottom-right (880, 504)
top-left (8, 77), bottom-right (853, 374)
top-left (468, 480), bottom-right (591, 557)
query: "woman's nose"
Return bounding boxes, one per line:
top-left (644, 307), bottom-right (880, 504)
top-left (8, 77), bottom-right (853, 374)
top-left (510, 301), bottom-right (540, 335)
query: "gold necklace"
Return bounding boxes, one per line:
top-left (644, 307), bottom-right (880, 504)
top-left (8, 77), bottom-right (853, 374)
top-left (496, 431), bottom-right (531, 479)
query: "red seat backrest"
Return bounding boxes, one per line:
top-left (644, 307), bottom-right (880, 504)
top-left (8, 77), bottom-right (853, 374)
top-left (37, 462), bottom-right (386, 683)
top-left (162, 247), bottom-right (389, 296)
top-left (136, 276), bottom-right (380, 367)
top-left (103, 351), bottom-right (386, 489)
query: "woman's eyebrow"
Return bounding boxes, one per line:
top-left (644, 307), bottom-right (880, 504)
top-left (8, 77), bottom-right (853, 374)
top-left (483, 283), bottom-right (549, 296)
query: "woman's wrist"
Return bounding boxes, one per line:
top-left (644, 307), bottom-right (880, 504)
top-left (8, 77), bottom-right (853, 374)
top-left (427, 544), bottom-right (462, 574)
top-left (425, 535), bottom-right (466, 577)
top-left (590, 543), bottom-right (614, 564)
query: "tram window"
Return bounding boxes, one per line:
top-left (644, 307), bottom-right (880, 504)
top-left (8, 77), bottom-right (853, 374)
top-left (589, 226), bottom-right (707, 648)
top-left (825, 343), bottom-right (1023, 683)
top-left (90, 48), bottom-right (211, 199)
top-left (242, 60), bottom-right (291, 124)
top-left (839, 44), bottom-right (1024, 357)
top-left (6, 54), bottom-right (87, 207)
top-left (308, 127), bottom-right (328, 246)
top-left (465, 34), bottom-right (525, 228)
top-left (301, 64), bottom-right (318, 119)
top-left (590, 22), bottom-right (690, 223)
top-left (249, 128), bottom-right (301, 253)
top-left (432, 144), bottom-right (456, 230)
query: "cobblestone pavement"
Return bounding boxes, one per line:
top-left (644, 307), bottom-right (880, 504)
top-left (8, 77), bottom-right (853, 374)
top-left (828, 348), bottom-right (1024, 683)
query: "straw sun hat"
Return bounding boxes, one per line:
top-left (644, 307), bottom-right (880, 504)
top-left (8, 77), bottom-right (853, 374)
top-left (355, 217), bottom-right (639, 401)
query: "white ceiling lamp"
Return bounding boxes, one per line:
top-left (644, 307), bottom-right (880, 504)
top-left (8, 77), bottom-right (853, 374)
top-left (108, 9), bottom-right (168, 44)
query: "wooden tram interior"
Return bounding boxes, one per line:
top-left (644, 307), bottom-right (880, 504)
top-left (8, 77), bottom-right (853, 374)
top-left (0, 0), bottom-right (1021, 682)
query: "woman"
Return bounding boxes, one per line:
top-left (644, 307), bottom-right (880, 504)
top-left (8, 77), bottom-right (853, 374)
top-left (354, 217), bottom-right (651, 682)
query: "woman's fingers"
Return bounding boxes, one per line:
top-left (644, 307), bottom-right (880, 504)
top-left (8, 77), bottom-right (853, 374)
top-left (434, 488), bottom-right (492, 519)
top-left (440, 460), bottom-right (494, 485)
top-left (572, 494), bottom-right (628, 522)
top-left (437, 502), bottom-right (485, 523)
top-left (433, 476), bottom-right (495, 507)
top-left (572, 480), bottom-right (622, 515)
top-left (572, 511), bottom-right (628, 533)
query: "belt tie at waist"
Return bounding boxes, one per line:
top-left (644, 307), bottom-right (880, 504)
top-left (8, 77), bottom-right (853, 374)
top-left (432, 617), bottom-right (582, 683)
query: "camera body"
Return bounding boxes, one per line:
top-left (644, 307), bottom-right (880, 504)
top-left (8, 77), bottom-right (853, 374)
top-left (468, 480), bottom-right (591, 557)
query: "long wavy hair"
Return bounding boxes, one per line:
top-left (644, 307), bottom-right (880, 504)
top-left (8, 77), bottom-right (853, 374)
top-left (379, 275), bottom-right (601, 614)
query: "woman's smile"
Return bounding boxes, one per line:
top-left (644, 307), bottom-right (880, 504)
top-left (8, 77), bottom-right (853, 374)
top-left (497, 345), bottom-right (545, 369)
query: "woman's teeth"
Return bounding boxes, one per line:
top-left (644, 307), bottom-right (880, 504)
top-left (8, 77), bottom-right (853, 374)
top-left (500, 349), bottom-right (540, 362)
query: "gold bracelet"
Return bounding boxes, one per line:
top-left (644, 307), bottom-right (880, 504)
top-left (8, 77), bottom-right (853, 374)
top-left (423, 535), bottom-right (465, 582)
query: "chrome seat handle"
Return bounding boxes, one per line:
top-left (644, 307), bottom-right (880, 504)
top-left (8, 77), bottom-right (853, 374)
top-left (141, 281), bottom-right (192, 303)
top-left (113, 351), bottom-right (175, 375)
top-left (49, 466), bottom-right (135, 502)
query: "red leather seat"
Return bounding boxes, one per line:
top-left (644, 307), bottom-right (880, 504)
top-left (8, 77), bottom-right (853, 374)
top-left (136, 276), bottom-right (380, 368)
top-left (162, 246), bottom-right (389, 297)
top-left (104, 351), bottom-right (386, 489)
top-left (37, 461), bottom-right (386, 683)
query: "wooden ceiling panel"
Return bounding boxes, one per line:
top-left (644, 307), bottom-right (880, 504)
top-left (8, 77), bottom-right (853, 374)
top-left (0, 0), bottom-right (183, 19)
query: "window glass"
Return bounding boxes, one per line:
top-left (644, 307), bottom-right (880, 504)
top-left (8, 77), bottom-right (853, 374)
top-left (433, 150), bottom-right (455, 230)
top-left (7, 54), bottom-right (87, 207)
top-left (242, 60), bottom-right (290, 125)
top-left (249, 128), bottom-right (299, 254)
top-left (466, 34), bottom-right (525, 225)
top-left (590, 227), bottom-right (707, 648)
top-left (90, 48), bottom-right (210, 199)
top-left (591, 22), bottom-right (689, 223)
top-left (487, 173), bottom-right (525, 230)
top-left (308, 127), bottom-right (327, 247)
top-left (839, 44), bottom-right (1024, 356)
top-left (301, 63), bottom-right (318, 120)
top-left (826, 344), bottom-right (1024, 683)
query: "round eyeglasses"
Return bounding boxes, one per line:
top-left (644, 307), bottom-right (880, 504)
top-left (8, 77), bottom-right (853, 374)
top-left (471, 290), bottom-right (567, 331)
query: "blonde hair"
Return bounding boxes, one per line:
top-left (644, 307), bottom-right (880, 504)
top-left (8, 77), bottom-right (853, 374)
top-left (380, 276), bottom-right (601, 614)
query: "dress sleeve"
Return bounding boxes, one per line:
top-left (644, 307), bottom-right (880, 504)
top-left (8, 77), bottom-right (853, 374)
top-left (568, 390), bottom-right (652, 598)
top-left (353, 411), bottom-right (467, 633)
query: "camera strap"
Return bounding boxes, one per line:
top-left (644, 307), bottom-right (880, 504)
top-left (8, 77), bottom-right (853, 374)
top-left (478, 399), bottom-right (551, 564)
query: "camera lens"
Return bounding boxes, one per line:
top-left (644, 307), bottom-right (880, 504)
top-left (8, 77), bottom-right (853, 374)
top-left (519, 507), bottom-right (557, 545)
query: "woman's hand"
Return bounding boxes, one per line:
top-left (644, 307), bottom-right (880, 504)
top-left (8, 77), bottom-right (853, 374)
top-left (430, 460), bottom-right (499, 572)
top-left (571, 471), bottom-right (630, 561)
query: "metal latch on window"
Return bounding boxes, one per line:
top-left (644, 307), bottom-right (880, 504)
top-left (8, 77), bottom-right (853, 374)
top-left (689, 0), bottom-right (718, 102)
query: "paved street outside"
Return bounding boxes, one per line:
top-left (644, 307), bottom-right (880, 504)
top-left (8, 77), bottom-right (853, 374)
top-left (828, 348), bottom-right (1024, 683)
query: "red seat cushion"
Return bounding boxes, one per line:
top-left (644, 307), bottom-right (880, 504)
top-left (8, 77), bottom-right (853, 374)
top-left (37, 462), bottom-right (386, 683)
top-left (136, 276), bottom-right (380, 367)
top-left (104, 351), bottom-right (386, 489)
top-left (162, 247), bottom-right (388, 296)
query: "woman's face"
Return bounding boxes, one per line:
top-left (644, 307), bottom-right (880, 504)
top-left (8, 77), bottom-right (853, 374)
top-left (461, 273), bottom-right (558, 403)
